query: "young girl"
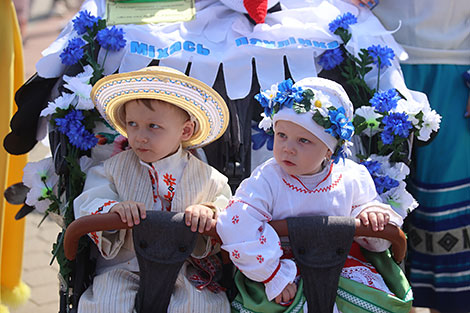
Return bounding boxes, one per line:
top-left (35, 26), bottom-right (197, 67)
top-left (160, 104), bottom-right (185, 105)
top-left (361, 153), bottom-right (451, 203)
top-left (217, 77), bottom-right (403, 312)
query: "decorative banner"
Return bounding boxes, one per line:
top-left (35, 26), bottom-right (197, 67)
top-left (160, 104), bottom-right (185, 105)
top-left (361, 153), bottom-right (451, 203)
top-left (106, 0), bottom-right (195, 25)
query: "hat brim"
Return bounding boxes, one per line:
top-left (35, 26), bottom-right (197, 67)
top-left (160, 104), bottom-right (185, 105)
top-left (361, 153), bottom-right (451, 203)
top-left (91, 67), bottom-right (229, 149)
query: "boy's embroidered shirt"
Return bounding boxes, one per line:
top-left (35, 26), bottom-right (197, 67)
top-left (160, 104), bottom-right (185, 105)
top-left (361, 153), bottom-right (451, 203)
top-left (217, 157), bottom-right (403, 301)
top-left (140, 145), bottom-right (188, 212)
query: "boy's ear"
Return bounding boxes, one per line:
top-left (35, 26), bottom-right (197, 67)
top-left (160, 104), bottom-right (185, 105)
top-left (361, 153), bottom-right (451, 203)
top-left (181, 120), bottom-right (195, 141)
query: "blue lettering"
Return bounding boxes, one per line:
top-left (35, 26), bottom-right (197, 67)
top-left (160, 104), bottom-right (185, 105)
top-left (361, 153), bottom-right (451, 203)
top-left (235, 37), bottom-right (249, 46)
top-left (277, 39), bottom-right (290, 48)
top-left (327, 41), bottom-right (340, 49)
top-left (197, 44), bottom-right (210, 55)
top-left (157, 47), bottom-right (169, 59)
top-left (298, 38), bottom-right (312, 46)
top-left (169, 42), bottom-right (182, 55)
top-left (249, 38), bottom-right (262, 46)
top-left (148, 45), bottom-right (155, 58)
top-left (183, 41), bottom-right (195, 52)
top-left (130, 41), bottom-right (148, 56)
top-left (263, 40), bottom-right (276, 48)
top-left (289, 37), bottom-right (296, 44)
top-left (313, 41), bottom-right (327, 49)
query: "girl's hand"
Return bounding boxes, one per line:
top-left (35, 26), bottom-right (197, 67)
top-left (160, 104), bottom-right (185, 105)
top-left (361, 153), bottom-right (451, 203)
top-left (358, 209), bottom-right (390, 231)
top-left (110, 201), bottom-right (146, 227)
top-left (275, 282), bottom-right (297, 304)
top-left (185, 204), bottom-right (216, 233)
top-left (348, 0), bottom-right (378, 9)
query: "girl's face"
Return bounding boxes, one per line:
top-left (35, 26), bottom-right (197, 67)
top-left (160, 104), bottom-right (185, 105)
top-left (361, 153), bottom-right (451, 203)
top-left (125, 100), bottom-right (194, 163)
top-left (273, 120), bottom-right (331, 176)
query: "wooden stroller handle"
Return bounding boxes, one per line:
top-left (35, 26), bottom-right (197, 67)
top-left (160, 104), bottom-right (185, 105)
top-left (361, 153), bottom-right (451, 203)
top-left (64, 212), bottom-right (407, 263)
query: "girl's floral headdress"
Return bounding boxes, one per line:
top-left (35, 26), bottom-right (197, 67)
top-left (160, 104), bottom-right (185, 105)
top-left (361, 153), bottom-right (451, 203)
top-left (255, 77), bottom-right (355, 163)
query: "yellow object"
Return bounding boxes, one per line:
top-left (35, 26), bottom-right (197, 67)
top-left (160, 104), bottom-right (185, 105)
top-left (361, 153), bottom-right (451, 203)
top-left (0, 0), bottom-right (29, 310)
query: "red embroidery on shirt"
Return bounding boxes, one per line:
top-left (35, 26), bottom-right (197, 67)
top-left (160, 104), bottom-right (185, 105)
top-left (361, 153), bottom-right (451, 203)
top-left (283, 174), bottom-right (342, 194)
top-left (232, 215), bottom-right (239, 224)
top-left (148, 167), bottom-right (159, 204)
top-left (163, 173), bottom-right (176, 211)
top-left (232, 250), bottom-right (240, 259)
top-left (91, 200), bottom-right (117, 215)
top-left (225, 200), bottom-right (272, 221)
top-left (259, 235), bottom-right (267, 245)
top-left (90, 232), bottom-right (99, 245)
top-left (257, 255), bottom-right (264, 264)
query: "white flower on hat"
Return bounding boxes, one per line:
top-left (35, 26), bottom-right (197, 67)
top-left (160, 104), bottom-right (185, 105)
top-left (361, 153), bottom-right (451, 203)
top-left (258, 113), bottom-right (273, 131)
top-left (311, 90), bottom-right (333, 117)
top-left (417, 109), bottom-right (441, 141)
top-left (40, 92), bottom-right (76, 117)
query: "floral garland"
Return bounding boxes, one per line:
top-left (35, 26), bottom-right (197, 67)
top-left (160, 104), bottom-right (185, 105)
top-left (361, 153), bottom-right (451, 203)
top-left (22, 10), bottom-right (126, 307)
top-left (255, 78), bottom-right (355, 163)
top-left (253, 12), bottom-right (442, 218)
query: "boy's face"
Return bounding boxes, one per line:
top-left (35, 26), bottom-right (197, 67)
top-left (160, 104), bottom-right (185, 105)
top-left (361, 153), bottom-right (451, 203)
top-left (125, 100), bottom-right (194, 163)
top-left (273, 120), bottom-right (331, 176)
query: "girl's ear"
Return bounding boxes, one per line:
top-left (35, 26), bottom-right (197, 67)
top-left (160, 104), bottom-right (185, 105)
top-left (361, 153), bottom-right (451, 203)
top-left (181, 120), bottom-right (195, 141)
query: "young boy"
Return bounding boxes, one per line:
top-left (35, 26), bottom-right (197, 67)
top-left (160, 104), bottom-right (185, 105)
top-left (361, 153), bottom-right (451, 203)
top-left (217, 77), bottom-right (403, 312)
top-left (74, 66), bottom-right (232, 313)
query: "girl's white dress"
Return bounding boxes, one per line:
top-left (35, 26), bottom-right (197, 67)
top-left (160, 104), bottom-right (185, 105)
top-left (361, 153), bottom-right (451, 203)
top-left (217, 158), bottom-right (402, 311)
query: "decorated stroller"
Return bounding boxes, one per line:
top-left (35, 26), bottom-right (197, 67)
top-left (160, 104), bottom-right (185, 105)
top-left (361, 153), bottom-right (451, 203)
top-left (4, 0), bottom-right (440, 312)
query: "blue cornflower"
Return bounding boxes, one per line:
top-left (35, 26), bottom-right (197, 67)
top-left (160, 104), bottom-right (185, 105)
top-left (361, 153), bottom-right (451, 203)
top-left (380, 130), bottom-right (394, 145)
top-left (72, 10), bottom-right (99, 35)
top-left (328, 12), bottom-right (357, 33)
top-left (318, 48), bottom-right (344, 70)
top-left (68, 126), bottom-right (98, 150)
top-left (373, 175), bottom-right (399, 194)
top-left (274, 79), bottom-right (299, 109)
top-left (54, 110), bottom-right (97, 151)
top-left (251, 124), bottom-right (274, 151)
top-left (361, 160), bottom-right (381, 176)
top-left (254, 93), bottom-right (273, 117)
top-left (97, 26), bottom-right (126, 51)
top-left (382, 112), bottom-right (413, 138)
top-left (367, 45), bottom-right (395, 69)
top-left (325, 107), bottom-right (354, 140)
top-left (60, 37), bottom-right (85, 65)
top-left (369, 89), bottom-right (400, 113)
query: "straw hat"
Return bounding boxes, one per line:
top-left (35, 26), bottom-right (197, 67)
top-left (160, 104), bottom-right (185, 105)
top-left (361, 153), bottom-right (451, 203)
top-left (91, 66), bottom-right (229, 149)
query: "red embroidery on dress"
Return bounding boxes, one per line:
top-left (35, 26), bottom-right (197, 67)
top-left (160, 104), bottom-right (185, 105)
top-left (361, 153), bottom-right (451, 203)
top-left (257, 255), bottom-right (264, 263)
top-left (163, 173), bottom-right (176, 211)
top-left (283, 174), bottom-right (342, 194)
top-left (262, 262), bottom-right (281, 284)
top-left (90, 232), bottom-right (99, 245)
top-left (225, 200), bottom-right (272, 221)
top-left (232, 215), bottom-right (239, 224)
top-left (259, 235), bottom-right (267, 245)
top-left (232, 250), bottom-right (240, 259)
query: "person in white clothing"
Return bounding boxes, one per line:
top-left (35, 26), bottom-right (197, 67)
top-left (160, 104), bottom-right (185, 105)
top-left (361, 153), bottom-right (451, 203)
top-left (74, 66), bottom-right (232, 313)
top-left (217, 77), bottom-right (403, 312)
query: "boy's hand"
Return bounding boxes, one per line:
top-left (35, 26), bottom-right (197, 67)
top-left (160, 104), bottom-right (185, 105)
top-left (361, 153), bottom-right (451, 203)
top-left (185, 204), bottom-right (216, 233)
top-left (110, 201), bottom-right (146, 227)
top-left (358, 208), bottom-right (390, 231)
top-left (275, 282), bottom-right (297, 304)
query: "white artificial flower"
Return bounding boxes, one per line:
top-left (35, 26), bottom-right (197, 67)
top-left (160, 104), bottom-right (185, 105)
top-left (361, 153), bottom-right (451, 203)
top-left (366, 153), bottom-right (409, 181)
top-left (310, 90), bottom-right (333, 117)
top-left (258, 113), bottom-right (273, 131)
top-left (380, 181), bottom-right (418, 218)
top-left (79, 155), bottom-right (94, 174)
top-left (260, 84), bottom-right (279, 109)
top-left (63, 65), bottom-right (94, 110)
top-left (394, 98), bottom-right (423, 120)
top-left (22, 158), bottom-right (59, 213)
top-left (354, 106), bottom-right (382, 136)
top-left (417, 109), bottom-right (441, 141)
top-left (40, 92), bottom-right (76, 117)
